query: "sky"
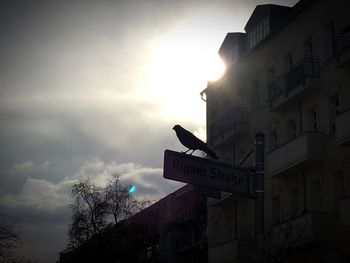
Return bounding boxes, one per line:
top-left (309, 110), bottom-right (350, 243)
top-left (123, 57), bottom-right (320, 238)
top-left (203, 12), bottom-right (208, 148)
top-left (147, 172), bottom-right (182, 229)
top-left (0, 0), bottom-right (298, 262)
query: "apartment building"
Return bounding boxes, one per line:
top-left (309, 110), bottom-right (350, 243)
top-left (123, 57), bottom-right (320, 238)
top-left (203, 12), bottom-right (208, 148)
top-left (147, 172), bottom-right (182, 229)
top-left (148, 184), bottom-right (209, 263)
top-left (202, 0), bottom-right (350, 262)
top-left (126, 183), bottom-right (210, 263)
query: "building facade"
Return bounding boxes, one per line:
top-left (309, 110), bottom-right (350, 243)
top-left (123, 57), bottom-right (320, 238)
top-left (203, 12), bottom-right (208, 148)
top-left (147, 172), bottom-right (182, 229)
top-left (203, 0), bottom-right (350, 262)
top-left (128, 184), bottom-right (209, 263)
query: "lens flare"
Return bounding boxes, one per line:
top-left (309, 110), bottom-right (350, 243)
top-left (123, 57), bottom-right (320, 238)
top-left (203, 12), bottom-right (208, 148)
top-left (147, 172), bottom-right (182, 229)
top-left (128, 185), bottom-right (136, 193)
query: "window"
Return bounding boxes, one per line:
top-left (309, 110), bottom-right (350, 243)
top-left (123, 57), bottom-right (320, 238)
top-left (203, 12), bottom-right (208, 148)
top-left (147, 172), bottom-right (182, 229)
top-left (263, 16), bottom-right (269, 37)
top-left (334, 169), bottom-right (345, 200)
top-left (307, 106), bottom-right (318, 132)
top-left (272, 196), bottom-right (281, 223)
top-left (269, 129), bottom-right (278, 150)
top-left (324, 22), bottom-right (336, 59)
top-left (284, 52), bottom-right (294, 70)
top-left (232, 143), bottom-right (236, 165)
top-left (287, 119), bottom-right (297, 140)
top-left (310, 179), bottom-right (321, 212)
top-left (333, 94), bottom-right (340, 115)
top-left (232, 45), bottom-right (239, 63)
top-left (250, 79), bottom-right (259, 109)
top-left (258, 22), bottom-right (262, 42)
top-left (267, 66), bottom-right (275, 82)
top-left (329, 94), bottom-right (340, 134)
top-left (248, 16), bottom-right (270, 48)
top-left (267, 66), bottom-right (275, 100)
top-left (304, 38), bottom-right (314, 59)
top-left (289, 188), bottom-right (299, 217)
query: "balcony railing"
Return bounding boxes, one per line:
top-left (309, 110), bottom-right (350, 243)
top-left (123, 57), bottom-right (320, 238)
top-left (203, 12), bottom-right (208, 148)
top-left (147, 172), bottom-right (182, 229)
top-left (209, 107), bottom-right (248, 147)
top-left (334, 23), bottom-right (350, 67)
top-left (267, 132), bottom-right (325, 177)
top-left (268, 58), bottom-right (320, 111)
top-left (335, 30), bottom-right (350, 53)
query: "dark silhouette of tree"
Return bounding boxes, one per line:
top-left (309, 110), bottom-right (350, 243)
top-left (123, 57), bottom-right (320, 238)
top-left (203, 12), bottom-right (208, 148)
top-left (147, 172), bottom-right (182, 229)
top-left (63, 177), bottom-right (157, 263)
top-left (68, 180), bottom-right (108, 248)
top-left (67, 177), bottom-right (153, 248)
top-left (104, 177), bottom-right (139, 223)
top-left (0, 207), bottom-right (38, 263)
top-left (0, 207), bottom-right (19, 262)
top-left (105, 179), bottom-right (152, 224)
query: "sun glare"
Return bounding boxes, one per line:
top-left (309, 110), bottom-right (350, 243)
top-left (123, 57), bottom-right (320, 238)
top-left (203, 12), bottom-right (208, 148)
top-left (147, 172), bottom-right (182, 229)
top-left (207, 55), bottom-right (226, 81)
top-left (147, 30), bottom-right (226, 121)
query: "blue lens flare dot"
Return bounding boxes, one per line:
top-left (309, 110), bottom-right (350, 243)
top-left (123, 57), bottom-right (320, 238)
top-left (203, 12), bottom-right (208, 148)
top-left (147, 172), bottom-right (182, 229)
top-left (129, 185), bottom-right (136, 193)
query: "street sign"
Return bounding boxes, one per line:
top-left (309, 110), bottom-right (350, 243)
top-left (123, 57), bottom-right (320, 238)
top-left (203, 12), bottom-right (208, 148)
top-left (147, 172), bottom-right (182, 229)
top-left (163, 150), bottom-right (251, 195)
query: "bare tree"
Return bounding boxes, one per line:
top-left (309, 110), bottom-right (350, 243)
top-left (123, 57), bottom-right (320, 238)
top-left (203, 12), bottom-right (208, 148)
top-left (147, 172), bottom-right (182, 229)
top-left (68, 181), bottom-right (108, 248)
top-left (104, 177), bottom-right (152, 223)
top-left (67, 177), bottom-right (152, 248)
top-left (0, 207), bottom-right (38, 263)
top-left (0, 207), bottom-right (19, 262)
top-left (104, 177), bottom-right (134, 223)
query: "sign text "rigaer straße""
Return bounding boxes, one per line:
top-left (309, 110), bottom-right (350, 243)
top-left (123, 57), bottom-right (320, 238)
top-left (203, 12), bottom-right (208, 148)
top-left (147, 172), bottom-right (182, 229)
top-left (172, 158), bottom-right (244, 186)
top-left (163, 150), bottom-right (250, 195)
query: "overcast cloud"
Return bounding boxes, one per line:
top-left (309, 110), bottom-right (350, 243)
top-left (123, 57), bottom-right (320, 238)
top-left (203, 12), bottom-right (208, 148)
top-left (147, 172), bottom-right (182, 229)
top-left (0, 0), bottom-right (298, 262)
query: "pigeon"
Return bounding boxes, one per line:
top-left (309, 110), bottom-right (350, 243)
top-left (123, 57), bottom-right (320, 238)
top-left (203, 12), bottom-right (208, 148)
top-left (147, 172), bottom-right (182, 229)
top-left (173, 124), bottom-right (218, 159)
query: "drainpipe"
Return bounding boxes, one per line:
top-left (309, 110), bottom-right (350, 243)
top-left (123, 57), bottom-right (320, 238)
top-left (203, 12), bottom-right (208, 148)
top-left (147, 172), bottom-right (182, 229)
top-left (298, 100), bottom-right (303, 134)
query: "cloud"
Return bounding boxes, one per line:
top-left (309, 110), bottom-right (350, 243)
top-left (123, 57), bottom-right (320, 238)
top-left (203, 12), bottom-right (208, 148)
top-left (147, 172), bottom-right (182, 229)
top-left (72, 160), bottom-right (183, 199)
top-left (1, 158), bottom-right (183, 262)
top-left (0, 161), bottom-right (53, 195)
top-left (1, 178), bottom-right (73, 211)
top-left (2, 159), bottom-right (181, 212)
top-left (12, 161), bottom-right (50, 175)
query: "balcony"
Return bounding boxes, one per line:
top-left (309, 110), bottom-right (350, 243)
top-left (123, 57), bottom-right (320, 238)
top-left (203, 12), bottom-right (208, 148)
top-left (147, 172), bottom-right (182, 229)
top-left (272, 212), bottom-right (331, 247)
top-left (209, 107), bottom-right (248, 148)
top-left (335, 24), bottom-right (350, 68)
top-left (267, 132), bottom-right (326, 177)
top-left (268, 58), bottom-right (320, 112)
top-left (335, 108), bottom-right (350, 147)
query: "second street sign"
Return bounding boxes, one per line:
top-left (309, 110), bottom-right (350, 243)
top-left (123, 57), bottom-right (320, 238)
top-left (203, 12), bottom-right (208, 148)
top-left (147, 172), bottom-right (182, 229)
top-left (163, 150), bottom-right (251, 195)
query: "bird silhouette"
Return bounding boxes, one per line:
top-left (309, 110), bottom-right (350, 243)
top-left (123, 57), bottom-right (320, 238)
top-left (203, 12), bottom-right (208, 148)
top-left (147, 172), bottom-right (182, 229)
top-left (173, 125), bottom-right (218, 159)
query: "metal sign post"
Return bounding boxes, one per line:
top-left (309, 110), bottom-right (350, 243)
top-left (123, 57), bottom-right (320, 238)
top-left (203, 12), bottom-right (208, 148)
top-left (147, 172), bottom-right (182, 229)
top-left (163, 133), bottom-right (265, 262)
top-left (254, 133), bottom-right (265, 263)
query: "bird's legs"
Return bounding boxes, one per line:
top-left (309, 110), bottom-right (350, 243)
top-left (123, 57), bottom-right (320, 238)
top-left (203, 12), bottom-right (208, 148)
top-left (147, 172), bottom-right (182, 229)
top-left (183, 149), bottom-right (196, 155)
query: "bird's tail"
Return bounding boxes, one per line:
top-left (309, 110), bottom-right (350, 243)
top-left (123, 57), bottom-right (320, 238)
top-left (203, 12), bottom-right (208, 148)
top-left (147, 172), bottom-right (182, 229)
top-left (205, 147), bottom-right (218, 159)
